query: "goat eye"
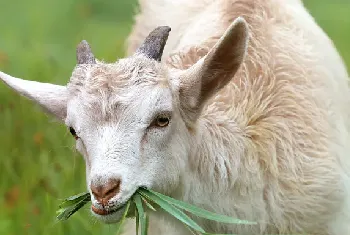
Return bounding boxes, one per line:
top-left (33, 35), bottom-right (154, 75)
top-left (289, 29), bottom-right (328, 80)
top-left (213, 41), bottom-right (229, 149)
top-left (155, 116), bottom-right (170, 127)
top-left (69, 127), bottom-right (78, 139)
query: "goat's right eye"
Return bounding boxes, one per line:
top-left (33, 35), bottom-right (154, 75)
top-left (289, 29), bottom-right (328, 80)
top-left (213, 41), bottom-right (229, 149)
top-left (69, 127), bottom-right (78, 140)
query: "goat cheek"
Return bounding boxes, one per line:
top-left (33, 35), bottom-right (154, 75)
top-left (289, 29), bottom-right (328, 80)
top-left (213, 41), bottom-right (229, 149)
top-left (77, 141), bottom-right (91, 169)
top-left (85, 156), bottom-right (91, 169)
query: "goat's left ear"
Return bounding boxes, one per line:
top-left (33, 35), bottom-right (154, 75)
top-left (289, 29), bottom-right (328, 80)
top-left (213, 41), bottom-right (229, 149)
top-left (179, 17), bottom-right (249, 121)
top-left (0, 71), bottom-right (68, 121)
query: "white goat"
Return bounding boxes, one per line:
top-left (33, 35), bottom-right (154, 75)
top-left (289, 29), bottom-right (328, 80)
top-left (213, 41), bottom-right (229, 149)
top-left (1, 0), bottom-right (350, 234)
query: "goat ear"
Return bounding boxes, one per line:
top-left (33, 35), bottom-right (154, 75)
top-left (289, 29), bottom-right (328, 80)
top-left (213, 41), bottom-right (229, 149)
top-left (0, 71), bottom-right (68, 121)
top-left (179, 17), bottom-right (249, 120)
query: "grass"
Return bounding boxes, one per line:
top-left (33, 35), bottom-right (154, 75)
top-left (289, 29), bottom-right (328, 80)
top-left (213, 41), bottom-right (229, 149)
top-left (56, 189), bottom-right (257, 235)
top-left (0, 1), bottom-right (349, 235)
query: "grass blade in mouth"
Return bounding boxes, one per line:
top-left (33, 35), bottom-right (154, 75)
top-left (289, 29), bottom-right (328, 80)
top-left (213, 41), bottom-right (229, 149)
top-left (56, 192), bottom-right (90, 221)
top-left (143, 188), bottom-right (256, 225)
top-left (138, 190), bottom-right (206, 233)
top-left (141, 197), bottom-right (157, 212)
top-left (58, 192), bottom-right (90, 209)
top-left (56, 188), bottom-right (263, 235)
top-left (115, 201), bottom-right (131, 235)
top-left (135, 207), bottom-right (139, 235)
top-left (144, 214), bottom-right (149, 235)
top-left (134, 194), bottom-right (148, 235)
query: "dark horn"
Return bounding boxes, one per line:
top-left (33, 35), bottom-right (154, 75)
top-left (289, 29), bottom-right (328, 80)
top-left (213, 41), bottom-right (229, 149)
top-left (135, 26), bottom-right (171, 62)
top-left (76, 40), bottom-right (96, 64)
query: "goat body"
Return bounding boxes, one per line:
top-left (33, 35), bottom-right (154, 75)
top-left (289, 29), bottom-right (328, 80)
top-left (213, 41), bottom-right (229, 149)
top-left (1, 0), bottom-right (350, 234)
top-left (124, 0), bottom-right (350, 234)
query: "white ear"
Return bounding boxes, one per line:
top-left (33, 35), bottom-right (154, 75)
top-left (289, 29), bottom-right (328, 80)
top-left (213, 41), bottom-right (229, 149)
top-left (179, 17), bottom-right (249, 121)
top-left (0, 70), bottom-right (68, 121)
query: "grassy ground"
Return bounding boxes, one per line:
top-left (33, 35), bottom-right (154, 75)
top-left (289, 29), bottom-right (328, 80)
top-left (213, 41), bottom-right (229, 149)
top-left (0, 1), bottom-right (349, 235)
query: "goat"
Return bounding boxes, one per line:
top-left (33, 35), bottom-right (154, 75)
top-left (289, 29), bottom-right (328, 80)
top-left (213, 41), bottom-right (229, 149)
top-left (1, 0), bottom-right (350, 234)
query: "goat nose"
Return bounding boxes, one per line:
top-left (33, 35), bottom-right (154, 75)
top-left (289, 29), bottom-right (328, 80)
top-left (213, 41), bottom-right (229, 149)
top-left (90, 178), bottom-right (121, 205)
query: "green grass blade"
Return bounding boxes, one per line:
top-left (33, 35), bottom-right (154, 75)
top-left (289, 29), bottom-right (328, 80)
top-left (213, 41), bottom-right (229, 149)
top-left (125, 202), bottom-right (136, 218)
top-left (62, 192), bottom-right (90, 202)
top-left (115, 201), bottom-right (131, 235)
top-left (58, 192), bottom-right (90, 209)
top-left (135, 207), bottom-right (139, 235)
top-left (141, 196), bottom-right (157, 212)
top-left (138, 189), bottom-right (205, 233)
top-left (134, 194), bottom-right (148, 235)
top-left (56, 196), bottom-right (90, 221)
top-left (145, 214), bottom-right (149, 235)
top-left (145, 189), bottom-right (256, 225)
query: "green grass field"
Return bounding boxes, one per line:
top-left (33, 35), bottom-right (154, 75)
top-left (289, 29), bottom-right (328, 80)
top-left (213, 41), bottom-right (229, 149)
top-left (0, 1), bottom-right (349, 235)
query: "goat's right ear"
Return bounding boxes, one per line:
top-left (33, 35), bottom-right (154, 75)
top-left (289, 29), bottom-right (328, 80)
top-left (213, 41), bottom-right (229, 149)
top-left (0, 71), bottom-right (68, 121)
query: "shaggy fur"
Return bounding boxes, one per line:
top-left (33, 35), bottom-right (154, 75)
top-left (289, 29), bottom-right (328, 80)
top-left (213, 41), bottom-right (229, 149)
top-left (123, 0), bottom-right (350, 234)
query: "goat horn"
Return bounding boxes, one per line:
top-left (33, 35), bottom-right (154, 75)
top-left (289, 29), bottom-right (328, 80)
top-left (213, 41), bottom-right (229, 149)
top-left (135, 26), bottom-right (171, 62)
top-left (76, 40), bottom-right (96, 64)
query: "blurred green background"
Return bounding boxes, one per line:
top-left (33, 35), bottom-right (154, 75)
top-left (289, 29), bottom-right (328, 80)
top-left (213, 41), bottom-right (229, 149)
top-left (0, 0), bottom-right (349, 234)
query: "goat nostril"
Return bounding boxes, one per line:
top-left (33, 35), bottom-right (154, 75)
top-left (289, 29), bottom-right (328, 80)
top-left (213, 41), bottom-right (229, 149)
top-left (102, 179), bottom-right (121, 200)
top-left (90, 185), bottom-right (103, 199)
top-left (105, 185), bottom-right (118, 197)
top-left (90, 178), bottom-right (121, 204)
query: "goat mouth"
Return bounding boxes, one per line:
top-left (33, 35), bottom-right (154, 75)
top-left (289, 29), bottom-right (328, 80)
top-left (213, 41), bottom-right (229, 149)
top-left (91, 188), bottom-right (141, 217)
top-left (91, 204), bottom-right (125, 216)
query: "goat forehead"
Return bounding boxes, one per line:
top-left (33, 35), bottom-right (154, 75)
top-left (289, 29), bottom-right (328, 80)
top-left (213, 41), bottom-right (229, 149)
top-left (68, 56), bottom-right (168, 94)
top-left (67, 81), bottom-right (174, 124)
top-left (66, 56), bottom-right (172, 123)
